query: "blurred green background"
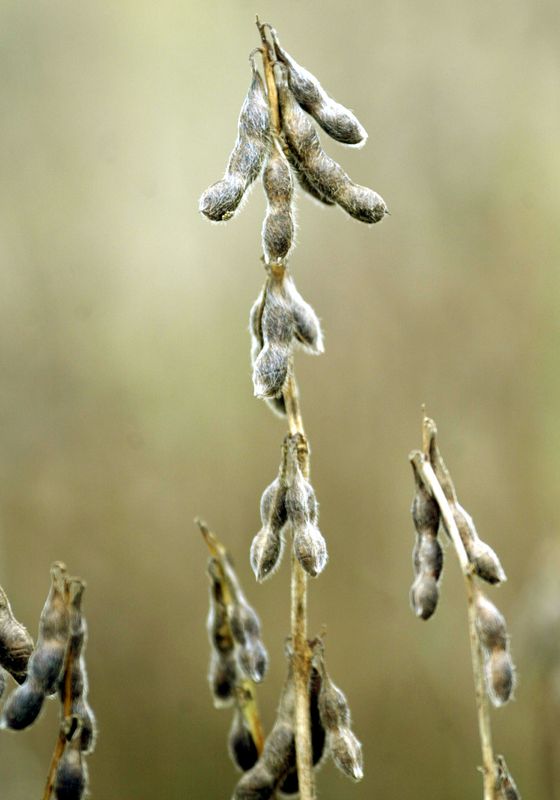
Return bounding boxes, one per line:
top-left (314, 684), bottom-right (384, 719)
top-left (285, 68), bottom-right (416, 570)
top-left (0, 1), bottom-right (559, 797)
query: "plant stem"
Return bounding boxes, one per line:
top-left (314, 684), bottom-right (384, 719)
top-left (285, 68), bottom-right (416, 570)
top-left (413, 432), bottom-right (497, 800)
top-left (256, 21), bottom-right (315, 798)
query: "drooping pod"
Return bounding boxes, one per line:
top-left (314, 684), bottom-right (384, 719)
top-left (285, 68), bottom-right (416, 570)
top-left (475, 592), bottom-right (516, 706)
top-left (277, 70), bottom-right (387, 224)
top-left (233, 667), bottom-right (296, 800)
top-left (315, 649), bottom-right (363, 782)
top-left (252, 273), bottom-right (294, 399)
top-left (262, 142), bottom-right (295, 264)
top-left (409, 456), bottom-right (443, 620)
top-left (1, 563), bottom-right (71, 730)
top-left (271, 29), bottom-right (367, 146)
top-left (278, 665), bottom-right (326, 795)
top-left (454, 504), bottom-right (506, 585)
top-left (496, 755), bottom-right (521, 800)
top-left (54, 725), bottom-right (88, 800)
top-left (284, 435), bottom-right (327, 578)
top-left (284, 276), bottom-right (324, 355)
top-left (199, 67), bottom-right (270, 222)
top-left (0, 585), bottom-right (34, 683)
top-left (250, 475), bottom-right (287, 582)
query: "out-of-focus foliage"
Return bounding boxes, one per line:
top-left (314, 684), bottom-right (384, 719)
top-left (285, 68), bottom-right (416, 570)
top-left (0, 1), bottom-right (558, 797)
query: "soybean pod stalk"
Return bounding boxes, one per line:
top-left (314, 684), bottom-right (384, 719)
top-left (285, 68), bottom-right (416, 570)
top-left (258, 19), bottom-right (315, 800)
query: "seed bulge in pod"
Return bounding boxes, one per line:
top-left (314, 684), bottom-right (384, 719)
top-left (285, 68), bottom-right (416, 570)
top-left (54, 734), bottom-right (87, 800)
top-left (0, 678), bottom-right (45, 730)
top-left (260, 478), bottom-right (287, 533)
top-left (250, 525), bottom-right (283, 582)
top-left (284, 277), bottom-right (324, 355)
top-left (209, 650), bottom-right (237, 708)
top-left (413, 534), bottom-right (443, 582)
top-left (262, 144), bottom-right (294, 264)
top-left (293, 523), bottom-right (328, 577)
top-left (410, 574), bottom-right (439, 621)
top-left (470, 538), bottom-right (507, 585)
top-left (475, 594), bottom-right (507, 651)
top-left (229, 708), bottom-right (259, 772)
top-left (487, 649), bottom-right (515, 707)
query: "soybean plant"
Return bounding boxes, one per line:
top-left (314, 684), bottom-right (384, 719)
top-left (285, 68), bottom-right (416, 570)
top-left (0, 563), bottom-right (96, 800)
top-left (198, 19), bottom-right (386, 800)
top-left (408, 415), bottom-right (520, 800)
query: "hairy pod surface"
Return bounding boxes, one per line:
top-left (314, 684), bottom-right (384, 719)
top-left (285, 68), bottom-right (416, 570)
top-left (284, 277), bottom-right (324, 354)
top-left (280, 138), bottom-right (336, 205)
top-left (250, 525), bottom-right (283, 582)
top-left (262, 143), bottom-right (294, 264)
top-left (32, 563), bottom-right (70, 695)
top-left (475, 594), bottom-right (508, 651)
top-left (229, 707), bottom-right (260, 772)
top-left (54, 733), bottom-right (88, 800)
top-left (0, 586), bottom-right (34, 683)
top-left (199, 69), bottom-right (270, 222)
top-left (252, 276), bottom-right (293, 398)
top-left (278, 72), bottom-right (387, 224)
top-left (487, 649), bottom-right (515, 707)
top-left (272, 31), bottom-right (367, 146)
top-left (209, 650), bottom-right (238, 708)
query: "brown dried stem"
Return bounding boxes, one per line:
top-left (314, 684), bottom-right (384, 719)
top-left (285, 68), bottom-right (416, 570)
top-left (42, 583), bottom-right (74, 800)
top-left (410, 417), bottom-right (497, 800)
top-left (256, 19), bottom-right (315, 799)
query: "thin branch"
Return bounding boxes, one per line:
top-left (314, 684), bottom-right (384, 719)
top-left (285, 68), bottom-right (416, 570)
top-left (412, 421), bottom-right (497, 800)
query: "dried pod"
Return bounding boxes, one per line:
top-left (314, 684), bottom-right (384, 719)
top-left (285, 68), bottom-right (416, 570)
top-left (199, 69), bottom-right (270, 222)
top-left (281, 140), bottom-right (335, 205)
top-left (454, 505), bottom-right (506, 584)
top-left (278, 71), bottom-right (387, 224)
top-left (230, 601), bottom-right (268, 683)
top-left (73, 698), bottom-right (97, 754)
top-left (278, 666), bottom-right (326, 795)
top-left (32, 563), bottom-right (70, 695)
top-left (262, 143), bottom-right (295, 264)
top-left (232, 761), bottom-right (276, 800)
top-left (0, 677), bottom-right (45, 730)
top-left (487, 648), bottom-right (515, 707)
top-left (475, 594), bottom-right (508, 652)
top-left (411, 459), bottom-right (440, 535)
top-left (0, 585), bottom-right (34, 683)
top-left (496, 755), bottom-right (521, 800)
top-left (318, 672), bottom-right (351, 731)
top-left (272, 30), bottom-right (367, 146)
top-left (209, 649), bottom-right (237, 708)
top-left (252, 277), bottom-right (293, 398)
top-left (54, 730), bottom-right (88, 800)
top-left (293, 523), bottom-right (328, 578)
top-left (409, 457), bottom-right (443, 619)
top-left (330, 727), bottom-right (364, 782)
top-left (250, 525), bottom-right (283, 582)
top-left (229, 707), bottom-right (260, 772)
top-left (284, 277), bottom-right (324, 355)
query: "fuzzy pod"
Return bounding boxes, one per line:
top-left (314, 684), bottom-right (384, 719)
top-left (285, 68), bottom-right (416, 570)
top-left (31, 563), bottom-right (70, 695)
top-left (293, 522), bottom-right (328, 577)
top-left (284, 277), bottom-right (324, 355)
top-left (410, 572), bottom-right (439, 620)
top-left (230, 603), bottom-right (268, 684)
top-left (280, 138), bottom-right (336, 206)
top-left (272, 31), bottom-right (367, 146)
top-left (199, 69), bottom-right (270, 222)
top-left (454, 505), bottom-right (506, 584)
top-left (330, 727), bottom-right (364, 782)
top-left (252, 277), bottom-right (294, 398)
top-left (278, 72), bottom-right (387, 224)
top-left (0, 676), bottom-right (45, 730)
top-left (73, 698), bottom-right (97, 754)
top-left (54, 733), bottom-right (88, 800)
top-left (209, 649), bottom-right (238, 708)
top-left (486, 649), bottom-right (515, 707)
top-left (411, 459), bottom-right (440, 535)
top-left (475, 594), bottom-right (508, 652)
top-left (250, 525), bottom-right (283, 582)
top-left (229, 707), bottom-right (260, 772)
top-left (0, 586), bottom-right (34, 683)
top-left (232, 762), bottom-right (276, 800)
top-left (496, 755), bottom-right (521, 800)
top-left (262, 143), bottom-right (295, 264)
top-left (278, 666), bottom-right (326, 795)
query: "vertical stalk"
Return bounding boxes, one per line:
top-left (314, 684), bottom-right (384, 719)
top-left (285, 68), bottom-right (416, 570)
top-left (257, 19), bottom-right (315, 800)
top-left (416, 420), bottom-right (497, 800)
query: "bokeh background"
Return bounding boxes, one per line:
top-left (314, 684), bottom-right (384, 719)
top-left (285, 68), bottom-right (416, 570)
top-left (1, 1), bottom-right (559, 797)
